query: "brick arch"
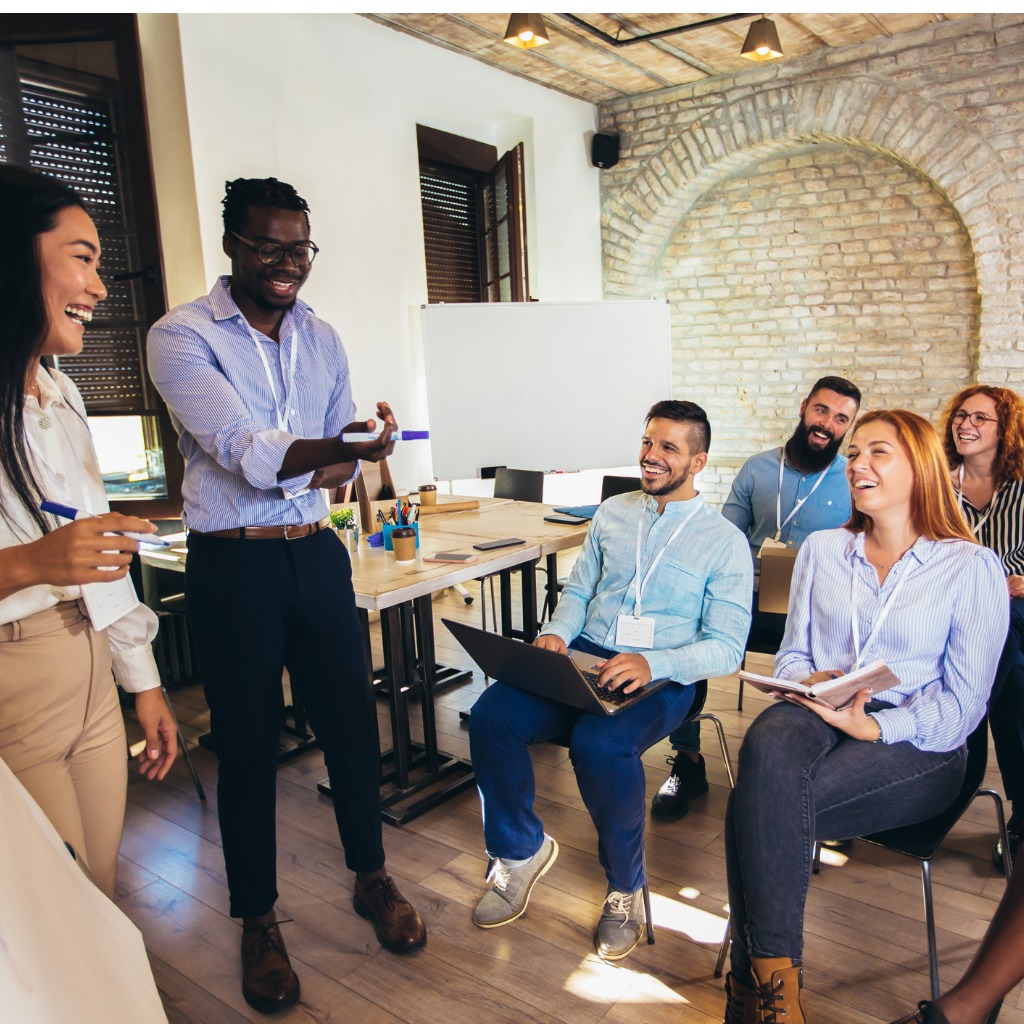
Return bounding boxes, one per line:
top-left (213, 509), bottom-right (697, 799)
top-left (603, 78), bottom-right (1018, 368)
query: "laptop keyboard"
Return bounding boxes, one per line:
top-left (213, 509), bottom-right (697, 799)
top-left (581, 668), bottom-right (633, 706)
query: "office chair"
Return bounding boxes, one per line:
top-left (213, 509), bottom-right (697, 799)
top-left (714, 715), bottom-right (1011, 997)
top-left (549, 678), bottom-right (735, 946)
top-left (541, 474), bottom-right (640, 625)
top-left (481, 469), bottom-right (545, 638)
top-left (600, 475), bottom-right (640, 501)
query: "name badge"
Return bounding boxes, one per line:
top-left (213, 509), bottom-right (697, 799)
top-left (615, 614), bottom-right (655, 649)
top-left (758, 536), bottom-right (788, 558)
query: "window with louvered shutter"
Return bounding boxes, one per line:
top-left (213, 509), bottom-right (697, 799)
top-left (420, 162), bottom-right (484, 304)
top-left (0, 21), bottom-right (182, 513)
top-left (15, 63), bottom-right (154, 415)
top-left (417, 127), bottom-right (529, 305)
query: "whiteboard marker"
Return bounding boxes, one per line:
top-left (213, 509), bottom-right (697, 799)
top-left (341, 430), bottom-right (429, 442)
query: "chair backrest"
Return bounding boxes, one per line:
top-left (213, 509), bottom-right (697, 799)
top-left (601, 475), bottom-right (640, 502)
top-left (860, 715), bottom-right (990, 859)
top-left (494, 467), bottom-right (544, 503)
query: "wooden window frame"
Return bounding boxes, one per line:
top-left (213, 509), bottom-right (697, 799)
top-left (0, 14), bottom-right (183, 518)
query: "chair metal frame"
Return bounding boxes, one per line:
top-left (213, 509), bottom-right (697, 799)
top-left (714, 716), bottom-right (1012, 1002)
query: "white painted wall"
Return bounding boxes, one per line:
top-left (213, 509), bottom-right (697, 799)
top-left (139, 13), bottom-right (603, 488)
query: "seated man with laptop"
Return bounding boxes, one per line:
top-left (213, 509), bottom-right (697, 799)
top-left (463, 400), bottom-right (751, 960)
top-left (652, 375), bottom-right (862, 820)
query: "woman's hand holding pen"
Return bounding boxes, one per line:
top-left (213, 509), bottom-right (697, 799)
top-left (24, 513), bottom-right (157, 587)
top-left (338, 401), bottom-right (398, 463)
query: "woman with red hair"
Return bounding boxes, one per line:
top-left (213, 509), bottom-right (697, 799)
top-left (722, 411), bottom-right (1006, 1024)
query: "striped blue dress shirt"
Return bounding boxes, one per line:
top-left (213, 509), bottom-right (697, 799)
top-left (147, 277), bottom-right (356, 532)
top-left (540, 491), bottom-right (753, 684)
top-left (776, 528), bottom-right (1008, 751)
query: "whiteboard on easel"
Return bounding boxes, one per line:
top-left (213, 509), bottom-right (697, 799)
top-left (421, 301), bottom-right (671, 480)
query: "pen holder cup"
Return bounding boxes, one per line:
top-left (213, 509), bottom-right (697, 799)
top-left (382, 521), bottom-right (419, 551)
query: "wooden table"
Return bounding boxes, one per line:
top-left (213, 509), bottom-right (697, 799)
top-left (140, 501), bottom-right (589, 825)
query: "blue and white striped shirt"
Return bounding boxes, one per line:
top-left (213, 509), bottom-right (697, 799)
top-left (147, 277), bottom-right (356, 532)
top-left (540, 491), bottom-right (753, 684)
top-left (776, 528), bottom-right (1008, 751)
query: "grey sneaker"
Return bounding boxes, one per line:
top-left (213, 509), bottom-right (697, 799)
top-left (594, 888), bottom-right (645, 960)
top-left (472, 835), bottom-right (559, 928)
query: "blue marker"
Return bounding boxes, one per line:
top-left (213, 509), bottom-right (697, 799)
top-left (341, 430), bottom-right (429, 442)
top-left (40, 501), bottom-right (171, 547)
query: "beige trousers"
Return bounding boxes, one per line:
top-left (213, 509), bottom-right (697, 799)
top-left (0, 602), bottom-right (127, 898)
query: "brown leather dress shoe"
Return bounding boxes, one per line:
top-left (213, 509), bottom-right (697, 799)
top-left (353, 874), bottom-right (427, 953)
top-left (241, 921), bottom-right (300, 1014)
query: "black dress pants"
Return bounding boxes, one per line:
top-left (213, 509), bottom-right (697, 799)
top-left (186, 528), bottom-right (385, 918)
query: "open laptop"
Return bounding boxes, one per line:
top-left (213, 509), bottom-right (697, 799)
top-left (442, 618), bottom-right (671, 716)
top-left (758, 545), bottom-right (799, 614)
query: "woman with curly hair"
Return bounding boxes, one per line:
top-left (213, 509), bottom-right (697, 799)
top-left (941, 384), bottom-right (1024, 867)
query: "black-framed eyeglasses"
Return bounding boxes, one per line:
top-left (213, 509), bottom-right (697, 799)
top-left (231, 231), bottom-right (319, 267)
top-left (952, 410), bottom-right (999, 428)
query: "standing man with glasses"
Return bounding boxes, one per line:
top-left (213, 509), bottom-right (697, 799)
top-left (148, 177), bottom-right (426, 1015)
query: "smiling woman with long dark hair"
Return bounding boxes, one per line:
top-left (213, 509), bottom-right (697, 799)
top-left (0, 165), bottom-right (175, 898)
top-left (721, 410), bottom-right (1007, 1024)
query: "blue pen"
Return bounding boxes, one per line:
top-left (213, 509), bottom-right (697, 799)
top-left (340, 430), bottom-right (429, 442)
top-left (40, 501), bottom-right (171, 547)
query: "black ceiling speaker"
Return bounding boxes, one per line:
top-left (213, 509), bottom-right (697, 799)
top-left (591, 133), bottom-right (620, 169)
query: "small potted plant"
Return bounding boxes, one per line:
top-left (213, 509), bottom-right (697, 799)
top-left (329, 507), bottom-right (359, 550)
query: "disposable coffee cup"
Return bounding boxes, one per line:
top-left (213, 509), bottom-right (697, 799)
top-left (418, 484), bottom-right (437, 506)
top-left (391, 527), bottom-right (417, 563)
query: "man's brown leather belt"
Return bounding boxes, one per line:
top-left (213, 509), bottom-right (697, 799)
top-left (191, 517), bottom-right (331, 540)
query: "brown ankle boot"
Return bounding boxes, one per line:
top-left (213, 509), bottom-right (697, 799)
top-left (751, 956), bottom-right (806, 1024)
top-left (723, 972), bottom-right (759, 1024)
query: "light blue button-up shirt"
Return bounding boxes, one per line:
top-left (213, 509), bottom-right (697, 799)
top-left (722, 447), bottom-right (851, 571)
top-left (776, 528), bottom-right (1007, 752)
top-left (540, 491), bottom-right (752, 684)
top-left (147, 277), bottom-right (356, 532)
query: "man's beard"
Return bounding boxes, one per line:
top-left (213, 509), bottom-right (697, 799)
top-left (640, 458), bottom-right (693, 498)
top-left (785, 419), bottom-right (843, 473)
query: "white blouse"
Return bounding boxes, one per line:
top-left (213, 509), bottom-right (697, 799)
top-left (0, 366), bottom-right (160, 692)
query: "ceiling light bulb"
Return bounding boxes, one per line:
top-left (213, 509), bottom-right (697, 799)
top-left (504, 14), bottom-right (550, 49)
top-left (740, 15), bottom-right (784, 62)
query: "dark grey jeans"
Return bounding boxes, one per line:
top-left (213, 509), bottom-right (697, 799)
top-left (724, 700), bottom-right (966, 978)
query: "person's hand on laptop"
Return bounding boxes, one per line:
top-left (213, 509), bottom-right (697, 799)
top-left (592, 653), bottom-right (652, 694)
top-left (533, 634), bottom-right (568, 655)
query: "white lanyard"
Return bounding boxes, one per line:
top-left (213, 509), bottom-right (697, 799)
top-left (25, 392), bottom-right (96, 514)
top-left (957, 464), bottom-right (995, 537)
top-left (850, 549), bottom-right (914, 668)
top-left (775, 452), bottom-right (831, 541)
top-left (247, 321), bottom-right (297, 432)
top-left (632, 498), bottom-right (703, 616)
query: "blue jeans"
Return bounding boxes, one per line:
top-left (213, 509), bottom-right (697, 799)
top-left (468, 637), bottom-right (696, 892)
top-left (670, 591), bottom-right (787, 754)
top-left (725, 701), bottom-right (966, 977)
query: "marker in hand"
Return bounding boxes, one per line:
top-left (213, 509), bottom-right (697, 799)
top-left (40, 501), bottom-right (170, 547)
top-left (341, 430), bottom-right (430, 442)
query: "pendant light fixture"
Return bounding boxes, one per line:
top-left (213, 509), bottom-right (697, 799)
top-left (740, 15), bottom-right (784, 61)
top-left (504, 13), bottom-right (550, 49)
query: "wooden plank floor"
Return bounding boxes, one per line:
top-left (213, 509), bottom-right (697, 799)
top-left (119, 557), bottom-right (1024, 1024)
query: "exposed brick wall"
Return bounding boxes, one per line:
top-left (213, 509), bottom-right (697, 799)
top-left (596, 13), bottom-right (1024, 500)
